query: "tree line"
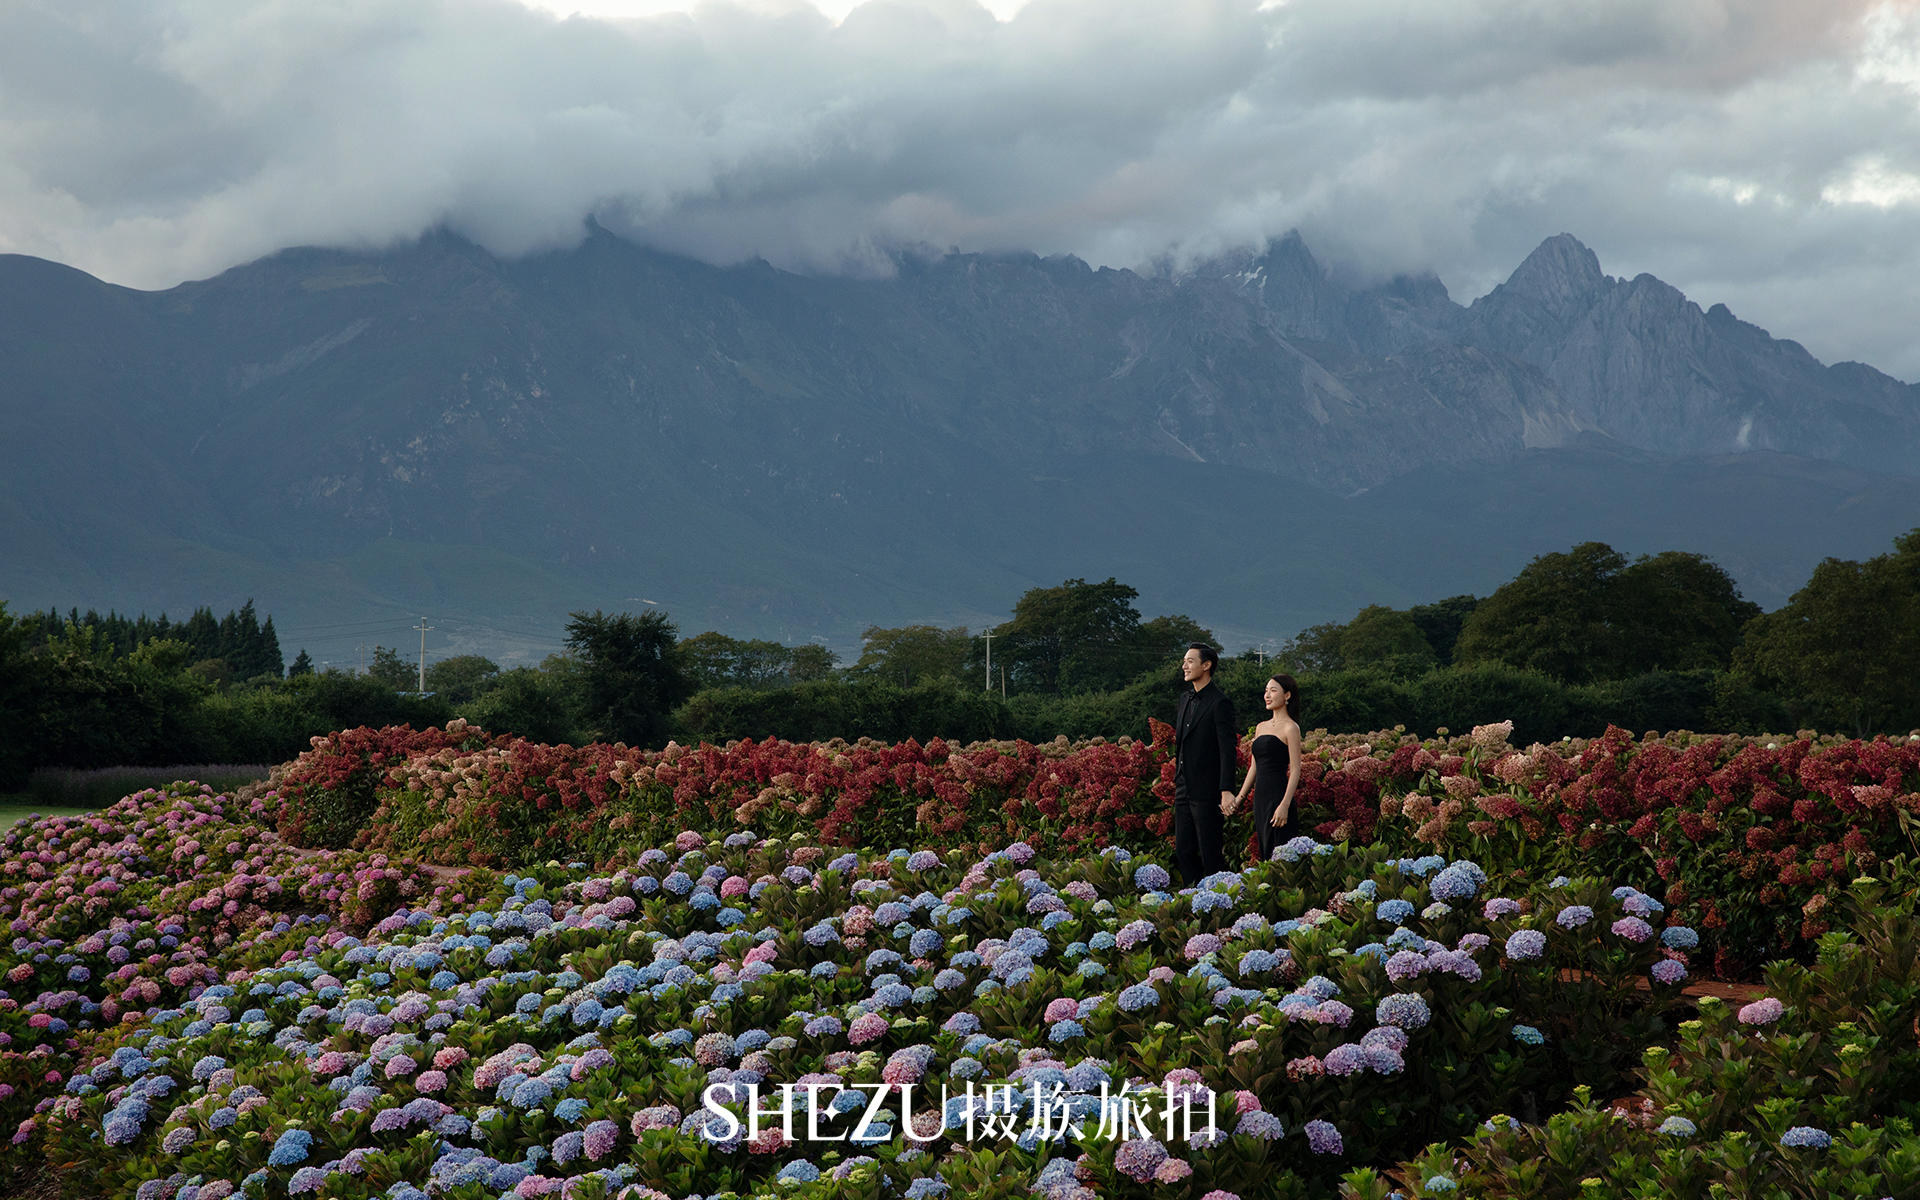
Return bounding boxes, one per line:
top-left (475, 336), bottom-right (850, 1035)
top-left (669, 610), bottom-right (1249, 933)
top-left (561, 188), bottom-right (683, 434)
top-left (14, 602), bottom-right (285, 684)
top-left (2, 529), bottom-right (1915, 790)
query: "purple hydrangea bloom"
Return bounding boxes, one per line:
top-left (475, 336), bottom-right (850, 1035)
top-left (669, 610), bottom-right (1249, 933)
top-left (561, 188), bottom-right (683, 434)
top-left (1611, 917), bottom-right (1654, 943)
top-left (1183, 934), bottom-right (1221, 960)
top-left (1322, 1045), bottom-right (1368, 1076)
top-left (1234, 1110), bottom-right (1285, 1140)
top-left (583, 1119), bottom-right (620, 1159)
top-left (1385, 950), bottom-right (1428, 983)
top-left (1555, 905), bottom-right (1594, 928)
top-left (1651, 960), bottom-right (1688, 985)
top-left (1375, 993), bottom-right (1431, 1030)
top-left (1504, 930), bottom-right (1547, 960)
top-left (102, 1098), bottom-right (149, 1147)
top-left (1363, 1045), bottom-right (1405, 1074)
top-left (1304, 1119), bottom-right (1343, 1154)
top-left (1113, 1137), bottom-right (1168, 1181)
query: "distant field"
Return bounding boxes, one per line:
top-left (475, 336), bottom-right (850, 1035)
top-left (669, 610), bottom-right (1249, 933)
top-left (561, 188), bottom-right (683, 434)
top-left (0, 803), bottom-right (97, 829)
top-left (2, 764), bottom-right (271, 820)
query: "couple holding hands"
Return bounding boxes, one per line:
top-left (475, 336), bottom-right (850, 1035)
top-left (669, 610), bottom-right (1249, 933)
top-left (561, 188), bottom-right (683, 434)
top-left (1170, 643), bottom-right (1302, 886)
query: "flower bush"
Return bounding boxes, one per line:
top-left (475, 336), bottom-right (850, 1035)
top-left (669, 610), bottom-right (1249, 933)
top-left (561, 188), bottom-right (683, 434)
top-left (4, 777), bottom-right (1744, 1199)
top-left (1, 721), bottom-right (1915, 1198)
top-left (1347, 873), bottom-right (1920, 1199)
top-left (270, 721), bottom-right (1920, 975)
top-left (0, 783), bottom-right (465, 1150)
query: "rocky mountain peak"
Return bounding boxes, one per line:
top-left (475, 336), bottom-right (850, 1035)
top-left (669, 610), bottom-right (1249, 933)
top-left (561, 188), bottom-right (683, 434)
top-left (1247, 229), bottom-right (1349, 341)
top-left (1496, 233), bottom-right (1607, 314)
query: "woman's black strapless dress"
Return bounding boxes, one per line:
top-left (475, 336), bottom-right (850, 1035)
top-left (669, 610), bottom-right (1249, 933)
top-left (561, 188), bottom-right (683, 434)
top-left (1251, 733), bottom-right (1297, 862)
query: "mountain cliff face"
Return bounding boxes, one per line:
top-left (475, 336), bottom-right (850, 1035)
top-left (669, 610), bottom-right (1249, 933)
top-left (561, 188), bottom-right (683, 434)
top-left (2, 227), bottom-right (1916, 660)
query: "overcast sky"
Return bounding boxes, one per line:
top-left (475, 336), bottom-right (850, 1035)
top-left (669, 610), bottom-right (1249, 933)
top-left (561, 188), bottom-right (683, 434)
top-left (4, 0), bottom-right (1918, 378)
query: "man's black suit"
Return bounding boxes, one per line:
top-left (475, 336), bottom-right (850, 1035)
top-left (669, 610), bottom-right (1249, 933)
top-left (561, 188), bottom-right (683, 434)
top-left (1173, 679), bottom-right (1237, 886)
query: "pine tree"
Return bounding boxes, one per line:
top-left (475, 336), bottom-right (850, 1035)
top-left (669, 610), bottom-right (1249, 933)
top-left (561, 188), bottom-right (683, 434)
top-left (182, 607), bottom-right (219, 660)
top-left (257, 615), bottom-right (284, 678)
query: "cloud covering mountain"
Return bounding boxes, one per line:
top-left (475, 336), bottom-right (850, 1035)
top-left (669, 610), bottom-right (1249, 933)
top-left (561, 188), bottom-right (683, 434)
top-left (4, 0), bottom-right (1919, 377)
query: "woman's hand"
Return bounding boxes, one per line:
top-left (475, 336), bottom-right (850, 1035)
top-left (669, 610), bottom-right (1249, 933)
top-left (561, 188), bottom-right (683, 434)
top-left (1270, 805), bottom-right (1290, 828)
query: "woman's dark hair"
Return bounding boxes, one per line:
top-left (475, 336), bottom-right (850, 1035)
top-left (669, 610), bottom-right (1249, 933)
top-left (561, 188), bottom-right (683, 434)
top-left (1188, 642), bottom-right (1219, 671)
top-left (1269, 674), bottom-right (1301, 720)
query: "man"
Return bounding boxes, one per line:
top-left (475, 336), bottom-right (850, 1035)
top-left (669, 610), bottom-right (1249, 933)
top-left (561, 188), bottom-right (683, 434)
top-left (1172, 642), bottom-right (1237, 886)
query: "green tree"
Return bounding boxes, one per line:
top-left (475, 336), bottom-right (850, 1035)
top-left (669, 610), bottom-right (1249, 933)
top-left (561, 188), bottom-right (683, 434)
top-left (679, 632), bottom-right (745, 690)
top-left (1458, 543), bottom-right (1762, 682)
top-left (565, 609), bottom-right (692, 746)
top-left (1278, 620), bottom-right (1346, 674)
top-left (1407, 595), bottom-right (1480, 665)
top-left (1612, 551), bottom-right (1760, 673)
top-left (786, 643), bottom-right (839, 683)
top-left (676, 632), bottom-right (796, 690)
top-left (991, 578), bottom-right (1148, 694)
top-left (423, 655), bottom-right (501, 704)
top-left (1136, 614), bottom-right (1217, 670)
top-left (1454, 542), bottom-right (1629, 682)
top-left (180, 607), bottom-right (220, 661)
top-left (0, 603), bottom-right (46, 787)
top-left (462, 667), bottom-right (581, 744)
top-left (850, 625), bottom-right (971, 687)
top-left (1732, 530), bottom-right (1920, 736)
top-left (1338, 605), bottom-right (1437, 677)
top-left (288, 649), bottom-right (315, 677)
top-left (367, 645), bottom-right (415, 691)
top-left (253, 614), bottom-right (284, 679)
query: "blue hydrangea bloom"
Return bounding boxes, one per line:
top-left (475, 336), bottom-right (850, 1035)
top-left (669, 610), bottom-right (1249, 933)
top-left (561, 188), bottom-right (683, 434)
top-left (267, 1129), bottom-right (314, 1166)
top-left (1376, 899), bottom-right (1416, 924)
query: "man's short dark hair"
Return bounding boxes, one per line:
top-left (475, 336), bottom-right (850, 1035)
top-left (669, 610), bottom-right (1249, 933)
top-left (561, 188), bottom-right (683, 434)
top-left (1188, 642), bottom-right (1219, 671)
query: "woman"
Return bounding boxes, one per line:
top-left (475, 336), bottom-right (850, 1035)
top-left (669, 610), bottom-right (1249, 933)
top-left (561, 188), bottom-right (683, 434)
top-left (1226, 674), bottom-right (1303, 862)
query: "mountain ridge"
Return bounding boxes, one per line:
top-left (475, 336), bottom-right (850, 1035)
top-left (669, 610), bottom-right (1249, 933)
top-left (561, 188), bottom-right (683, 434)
top-left (3, 228), bottom-right (1916, 665)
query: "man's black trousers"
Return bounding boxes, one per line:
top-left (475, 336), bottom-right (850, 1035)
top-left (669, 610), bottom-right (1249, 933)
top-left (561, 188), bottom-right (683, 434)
top-left (1173, 797), bottom-right (1228, 886)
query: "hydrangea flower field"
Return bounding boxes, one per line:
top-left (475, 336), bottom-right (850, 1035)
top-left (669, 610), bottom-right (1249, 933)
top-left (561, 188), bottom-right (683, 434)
top-left (1, 722), bottom-right (1916, 1199)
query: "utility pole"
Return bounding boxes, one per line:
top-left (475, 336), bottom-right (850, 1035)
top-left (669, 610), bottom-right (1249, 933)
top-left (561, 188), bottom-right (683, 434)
top-left (414, 618), bottom-right (432, 693)
top-left (356, 643), bottom-right (366, 675)
top-left (1000, 665), bottom-right (1007, 700)
top-left (982, 632), bottom-right (995, 693)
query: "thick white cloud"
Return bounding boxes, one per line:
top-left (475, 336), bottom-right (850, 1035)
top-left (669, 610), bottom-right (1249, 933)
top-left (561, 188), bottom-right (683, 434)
top-left (4, 0), bottom-right (1918, 377)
